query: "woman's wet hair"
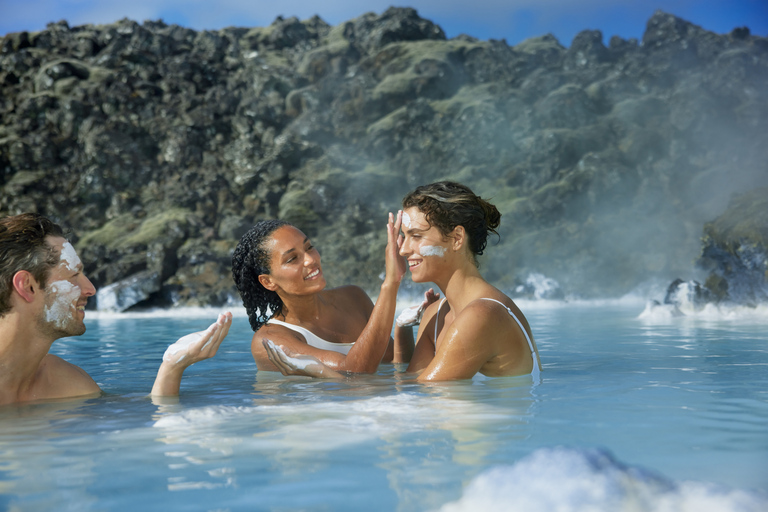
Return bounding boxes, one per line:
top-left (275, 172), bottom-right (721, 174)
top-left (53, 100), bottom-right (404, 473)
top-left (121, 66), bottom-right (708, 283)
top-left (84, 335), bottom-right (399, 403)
top-left (402, 181), bottom-right (501, 265)
top-left (232, 219), bottom-right (291, 331)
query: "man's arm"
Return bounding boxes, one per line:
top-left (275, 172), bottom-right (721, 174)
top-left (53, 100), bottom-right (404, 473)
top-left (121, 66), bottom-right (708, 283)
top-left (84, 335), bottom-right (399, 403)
top-left (151, 312), bottom-right (232, 396)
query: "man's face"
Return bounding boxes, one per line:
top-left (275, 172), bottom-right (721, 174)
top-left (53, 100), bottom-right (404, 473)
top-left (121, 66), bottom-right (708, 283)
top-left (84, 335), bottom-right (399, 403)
top-left (39, 237), bottom-right (96, 338)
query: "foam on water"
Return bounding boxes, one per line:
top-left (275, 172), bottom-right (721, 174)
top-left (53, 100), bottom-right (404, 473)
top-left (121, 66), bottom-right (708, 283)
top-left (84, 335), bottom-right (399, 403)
top-left (438, 447), bottom-right (768, 512)
top-left (154, 405), bottom-right (255, 428)
top-left (639, 301), bottom-right (768, 323)
top-left (153, 393), bottom-right (529, 453)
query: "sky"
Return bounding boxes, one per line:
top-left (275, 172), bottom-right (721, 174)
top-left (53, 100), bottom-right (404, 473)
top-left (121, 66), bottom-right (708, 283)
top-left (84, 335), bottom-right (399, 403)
top-left (1, 0), bottom-right (766, 47)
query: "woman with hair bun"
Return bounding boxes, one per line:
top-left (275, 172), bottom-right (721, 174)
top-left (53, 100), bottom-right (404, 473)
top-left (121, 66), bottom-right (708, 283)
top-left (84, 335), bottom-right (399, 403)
top-left (265, 181), bottom-right (541, 381)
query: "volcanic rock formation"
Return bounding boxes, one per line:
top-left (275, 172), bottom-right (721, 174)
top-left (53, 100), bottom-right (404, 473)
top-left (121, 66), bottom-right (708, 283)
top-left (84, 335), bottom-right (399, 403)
top-left (1, 8), bottom-right (767, 309)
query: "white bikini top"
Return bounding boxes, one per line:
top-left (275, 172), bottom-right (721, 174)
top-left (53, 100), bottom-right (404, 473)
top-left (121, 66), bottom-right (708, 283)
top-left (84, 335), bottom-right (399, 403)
top-left (434, 298), bottom-right (541, 379)
top-left (266, 318), bottom-right (354, 355)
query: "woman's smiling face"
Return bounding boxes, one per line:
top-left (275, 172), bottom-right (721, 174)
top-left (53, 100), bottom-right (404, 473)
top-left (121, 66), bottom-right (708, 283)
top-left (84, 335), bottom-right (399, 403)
top-left (399, 207), bottom-right (452, 283)
top-left (261, 226), bottom-right (325, 296)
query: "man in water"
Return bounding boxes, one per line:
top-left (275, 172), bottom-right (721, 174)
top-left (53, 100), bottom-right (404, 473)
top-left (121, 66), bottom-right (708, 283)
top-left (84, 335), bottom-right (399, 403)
top-left (0, 213), bottom-right (231, 405)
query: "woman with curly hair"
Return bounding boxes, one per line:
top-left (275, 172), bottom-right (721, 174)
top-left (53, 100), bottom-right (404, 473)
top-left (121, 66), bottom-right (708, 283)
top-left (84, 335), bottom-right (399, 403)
top-left (232, 212), bottom-right (428, 373)
top-left (264, 181), bottom-right (541, 381)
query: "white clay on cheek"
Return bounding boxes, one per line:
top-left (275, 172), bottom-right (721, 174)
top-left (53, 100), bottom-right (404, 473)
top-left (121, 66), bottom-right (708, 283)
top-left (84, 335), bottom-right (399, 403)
top-left (402, 212), bottom-right (411, 229)
top-left (44, 280), bottom-right (82, 328)
top-left (59, 242), bottom-right (82, 271)
top-left (419, 245), bottom-right (447, 257)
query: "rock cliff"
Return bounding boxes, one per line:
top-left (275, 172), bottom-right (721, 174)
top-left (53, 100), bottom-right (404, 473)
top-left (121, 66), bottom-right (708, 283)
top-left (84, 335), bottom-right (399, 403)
top-left (696, 187), bottom-right (768, 305)
top-left (1, 8), bottom-right (767, 309)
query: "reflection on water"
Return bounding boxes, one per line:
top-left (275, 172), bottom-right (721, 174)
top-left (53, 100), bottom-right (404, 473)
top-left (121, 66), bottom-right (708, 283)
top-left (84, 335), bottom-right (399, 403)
top-left (0, 399), bottom-right (100, 511)
top-left (148, 370), bottom-right (538, 511)
top-left (0, 304), bottom-right (767, 511)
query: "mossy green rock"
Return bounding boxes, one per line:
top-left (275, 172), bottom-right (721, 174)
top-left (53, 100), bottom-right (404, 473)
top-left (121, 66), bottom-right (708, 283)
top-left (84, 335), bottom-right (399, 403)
top-left (695, 188), bottom-right (768, 305)
top-left (2, 9), bottom-right (768, 307)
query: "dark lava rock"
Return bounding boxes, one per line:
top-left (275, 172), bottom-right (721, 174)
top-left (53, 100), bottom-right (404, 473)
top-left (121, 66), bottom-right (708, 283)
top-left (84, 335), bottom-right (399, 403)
top-left (2, 8), bottom-right (768, 307)
top-left (663, 278), bottom-right (712, 310)
top-left (696, 188), bottom-right (768, 306)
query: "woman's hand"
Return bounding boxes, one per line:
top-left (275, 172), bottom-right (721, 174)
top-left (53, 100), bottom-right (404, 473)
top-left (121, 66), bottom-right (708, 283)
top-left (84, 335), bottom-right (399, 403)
top-left (396, 288), bottom-right (441, 327)
top-left (262, 339), bottom-right (344, 379)
top-left (384, 210), bottom-right (407, 286)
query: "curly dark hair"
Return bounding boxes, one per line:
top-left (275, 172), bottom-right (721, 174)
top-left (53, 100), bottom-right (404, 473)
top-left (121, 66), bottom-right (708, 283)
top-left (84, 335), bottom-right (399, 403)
top-left (0, 213), bottom-right (65, 318)
top-left (402, 181), bottom-right (501, 265)
top-left (232, 220), bottom-right (291, 331)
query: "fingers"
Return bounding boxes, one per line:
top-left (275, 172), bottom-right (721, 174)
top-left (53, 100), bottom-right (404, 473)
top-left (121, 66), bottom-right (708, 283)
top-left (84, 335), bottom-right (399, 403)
top-left (423, 288), bottom-right (440, 306)
top-left (208, 312), bottom-right (232, 356)
top-left (262, 339), bottom-right (292, 375)
top-left (387, 212), bottom-right (395, 245)
top-left (387, 210), bottom-right (403, 243)
top-left (194, 312), bottom-right (232, 359)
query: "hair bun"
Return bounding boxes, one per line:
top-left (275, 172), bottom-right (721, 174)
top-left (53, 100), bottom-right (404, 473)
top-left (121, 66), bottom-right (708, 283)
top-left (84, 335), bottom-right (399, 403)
top-left (402, 181), bottom-right (501, 263)
top-left (479, 198), bottom-right (501, 232)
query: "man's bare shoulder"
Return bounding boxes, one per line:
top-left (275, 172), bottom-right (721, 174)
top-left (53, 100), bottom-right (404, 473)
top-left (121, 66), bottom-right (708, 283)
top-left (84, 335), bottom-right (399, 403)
top-left (39, 354), bottom-right (101, 398)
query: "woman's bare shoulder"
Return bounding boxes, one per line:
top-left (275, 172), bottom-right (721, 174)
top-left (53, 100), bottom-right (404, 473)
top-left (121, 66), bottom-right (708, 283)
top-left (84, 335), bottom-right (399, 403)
top-left (253, 322), bottom-right (303, 344)
top-left (326, 285), bottom-right (374, 311)
top-left (327, 284), bottom-right (369, 298)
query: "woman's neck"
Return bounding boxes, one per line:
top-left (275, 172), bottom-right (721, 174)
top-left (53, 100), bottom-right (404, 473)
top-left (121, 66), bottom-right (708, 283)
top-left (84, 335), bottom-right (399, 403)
top-left (278, 292), bottom-right (324, 324)
top-left (438, 262), bottom-right (489, 314)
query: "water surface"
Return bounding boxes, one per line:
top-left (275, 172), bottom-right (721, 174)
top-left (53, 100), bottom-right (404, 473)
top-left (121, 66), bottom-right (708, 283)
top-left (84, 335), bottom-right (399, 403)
top-left (1, 302), bottom-right (766, 511)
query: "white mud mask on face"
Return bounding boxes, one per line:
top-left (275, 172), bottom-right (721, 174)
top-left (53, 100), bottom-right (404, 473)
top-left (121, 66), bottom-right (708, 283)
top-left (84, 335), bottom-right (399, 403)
top-left (419, 245), bottom-right (447, 257)
top-left (59, 242), bottom-right (82, 271)
top-left (44, 280), bottom-right (81, 329)
top-left (402, 212), bottom-right (411, 229)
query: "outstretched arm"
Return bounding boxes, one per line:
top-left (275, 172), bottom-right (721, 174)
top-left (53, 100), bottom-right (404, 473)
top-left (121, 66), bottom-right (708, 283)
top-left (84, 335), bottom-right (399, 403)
top-left (150, 312), bottom-right (232, 396)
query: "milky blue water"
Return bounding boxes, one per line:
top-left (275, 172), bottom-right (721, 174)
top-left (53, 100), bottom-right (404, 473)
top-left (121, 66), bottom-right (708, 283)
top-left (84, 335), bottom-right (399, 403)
top-left (1, 301), bottom-right (767, 511)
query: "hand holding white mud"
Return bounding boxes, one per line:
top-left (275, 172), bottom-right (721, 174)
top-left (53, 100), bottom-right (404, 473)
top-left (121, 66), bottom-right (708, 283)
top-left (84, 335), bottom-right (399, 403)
top-left (262, 339), bottom-right (344, 379)
top-left (162, 313), bottom-right (231, 365)
top-left (151, 312), bottom-right (233, 396)
top-left (396, 288), bottom-right (441, 327)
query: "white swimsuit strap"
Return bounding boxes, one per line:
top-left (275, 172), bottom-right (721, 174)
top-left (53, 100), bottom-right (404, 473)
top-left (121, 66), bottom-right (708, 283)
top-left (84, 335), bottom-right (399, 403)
top-left (479, 298), bottom-right (541, 379)
top-left (430, 297), bottom-right (540, 379)
top-left (267, 318), bottom-right (354, 355)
